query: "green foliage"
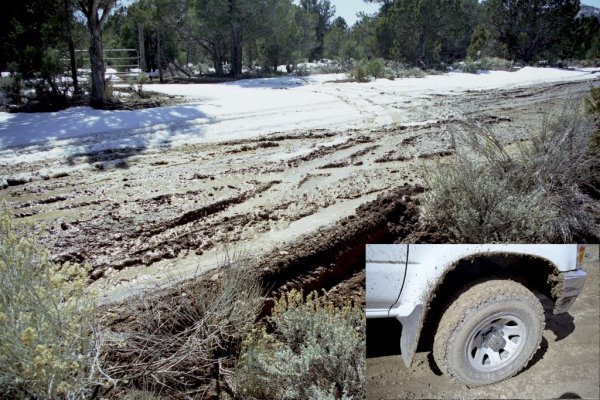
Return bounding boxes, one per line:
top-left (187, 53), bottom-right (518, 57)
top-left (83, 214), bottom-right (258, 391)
top-left (0, 205), bottom-right (103, 399)
top-left (562, 15), bottom-right (600, 60)
top-left (365, 58), bottom-right (386, 79)
top-left (485, 0), bottom-right (580, 63)
top-left (587, 29), bottom-right (600, 60)
top-left (467, 25), bottom-right (489, 60)
top-left (420, 103), bottom-right (598, 242)
top-left (377, 0), bottom-right (481, 67)
top-left (250, 0), bottom-right (315, 71)
top-left (300, 0), bottom-right (335, 60)
top-left (323, 26), bottom-right (348, 59)
top-left (349, 13), bottom-right (379, 60)
top-left (0, 0), bottom-right (84, 105)
top-left (235, 290), bottom-right (365, 400)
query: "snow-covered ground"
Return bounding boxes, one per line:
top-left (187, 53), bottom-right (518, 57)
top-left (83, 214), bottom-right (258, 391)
top-left (0, 67), bottom-right (597, 165)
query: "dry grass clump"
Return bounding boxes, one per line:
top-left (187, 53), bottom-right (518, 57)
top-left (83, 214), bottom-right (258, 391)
top-left (584, 85), bottom-right (600, 148)
top-left (234, 290), bottom-right (365, 400)
top-left (420, 101), bottom-right (598, 242)
top-left (101, 263), bottom-right (263, 398)
top-left (0, 205), bottom-right (105, 399)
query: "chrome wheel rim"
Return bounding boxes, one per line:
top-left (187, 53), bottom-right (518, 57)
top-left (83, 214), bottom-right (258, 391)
top-left (466, 314), bottom-right (526, 372)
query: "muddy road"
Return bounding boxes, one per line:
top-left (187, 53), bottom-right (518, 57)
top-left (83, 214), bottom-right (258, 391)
top-left (0, 80), bottom-right (596, 303)
top-left (366, 245), bottom-right (600, 400)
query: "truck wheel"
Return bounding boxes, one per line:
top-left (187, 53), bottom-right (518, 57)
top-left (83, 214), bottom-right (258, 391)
top-left (433, 280), bottom-right (544, 387)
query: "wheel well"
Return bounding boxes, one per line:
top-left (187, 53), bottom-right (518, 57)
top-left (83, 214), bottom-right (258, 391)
top-left (418, 252), bottom-right (561, 352)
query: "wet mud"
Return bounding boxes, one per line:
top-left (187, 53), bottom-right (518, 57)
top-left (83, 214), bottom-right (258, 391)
top-left (0, 80), bottom-right (594, 302)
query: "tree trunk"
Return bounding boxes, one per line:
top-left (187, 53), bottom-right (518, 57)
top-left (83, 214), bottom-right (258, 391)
top-left (172, 60), bottom-right (193, 77)
top-left (228, 0), bottom-right (242, 77)
top-left (212, 49), bottom-right (224, 76)
top-left (230, 22), bottom-right (242, 77)
top-left (64, 0), bottom-right (80, 95)
top-left (79, 0), bottom-right (115, 108)
top-left (88, 13), bottom-right (107, 107)
top-left (156, 29), bottom-right (164, 83)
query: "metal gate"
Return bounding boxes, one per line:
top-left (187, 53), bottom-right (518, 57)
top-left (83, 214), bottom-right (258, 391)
top-left (63, 48), bottom-right (141, 80)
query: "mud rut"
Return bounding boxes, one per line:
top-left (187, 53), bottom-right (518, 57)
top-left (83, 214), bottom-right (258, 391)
top-left (0, 80), bottom-right (593, 304)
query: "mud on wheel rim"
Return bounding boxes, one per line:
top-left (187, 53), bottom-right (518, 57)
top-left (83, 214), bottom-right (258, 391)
top-left (466, 313), bottom-right (527, 372)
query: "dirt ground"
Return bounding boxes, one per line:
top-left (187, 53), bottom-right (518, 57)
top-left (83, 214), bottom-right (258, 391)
top-left (366, 245), bottom-right (600, 400)
top-left (1, 80), bottom-right (596, 304)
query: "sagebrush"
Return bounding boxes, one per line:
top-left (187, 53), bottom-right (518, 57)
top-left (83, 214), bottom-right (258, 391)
top-left (235, 290), bottom-right (365, 400)
top-left (460, 57), bottom-right (513, 74)
top-left (420, 101), bottom-right (598, 242)
top-left (0, 205), bottom-right (105, 399)
top-left (349, 59), bottom-right (425, 82)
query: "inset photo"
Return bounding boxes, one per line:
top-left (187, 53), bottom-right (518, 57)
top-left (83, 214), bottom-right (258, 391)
top-left (366, 244), bottom-right (599, 400)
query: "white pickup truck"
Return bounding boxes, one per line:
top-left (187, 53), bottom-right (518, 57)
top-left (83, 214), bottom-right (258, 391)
top-left (366, 244), bottom-right (589, 387)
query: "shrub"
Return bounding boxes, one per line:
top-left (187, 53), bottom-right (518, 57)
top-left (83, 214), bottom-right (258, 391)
top-left (102, 262), bottom-right (263, 396)
top-left (235, 290), bottom-right (365, 400)
top-left (481, 57), bottom-right (513, 71)
top-left (420, 102), bottom-right (598, 242)
top-left (460, 57), bottom-right (513, 74)
top-left (460, 59), bottom-right (480, 74)
top-left (395, 67), bottom-right (425, 79)
top-left (348, 58), bottom-right (390, 82)
top-left (348, 59), bottom-right (425, 81)
top-left (0, 205), bottom-right (104, 399)
top-left (364, 58), bottom-right (386, 79)
top-left (348, 63), bottom-right (369, 82)
top-left (420, 159), bottom-right (560, 242)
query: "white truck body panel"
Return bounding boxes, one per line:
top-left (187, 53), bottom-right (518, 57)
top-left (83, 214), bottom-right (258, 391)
top-left (366, 243), bottom-right (587, 367)
top-left (366, 244), bottom-right (579, 319)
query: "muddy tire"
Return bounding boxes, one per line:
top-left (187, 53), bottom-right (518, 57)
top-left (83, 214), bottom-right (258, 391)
top-left (432, 280), bottom-right (544, 387)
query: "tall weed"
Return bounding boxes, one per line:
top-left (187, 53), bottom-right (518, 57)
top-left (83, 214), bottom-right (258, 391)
top-left (102, 261), bottom-right (263, 396)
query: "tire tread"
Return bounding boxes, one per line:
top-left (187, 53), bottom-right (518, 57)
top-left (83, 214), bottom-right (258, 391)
top-left (432, 279), bottom-right (544, 387)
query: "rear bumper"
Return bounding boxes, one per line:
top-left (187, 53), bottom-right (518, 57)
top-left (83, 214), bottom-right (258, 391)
top-left (554, 268), bottom-right (587, 314)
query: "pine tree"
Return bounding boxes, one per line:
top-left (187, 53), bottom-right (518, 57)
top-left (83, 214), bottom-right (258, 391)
top-left (300, 0), bottom-right (335, 60)
top-left (486, 0), bottom-right (580, 63)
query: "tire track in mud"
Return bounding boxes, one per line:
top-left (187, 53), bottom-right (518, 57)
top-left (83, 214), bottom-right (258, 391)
top-left (251, 185), bottom-right (425, 308)
top-left (52, 180), bottom-right (281, 277)
top-left (126, 184), bottom-right (427, 311)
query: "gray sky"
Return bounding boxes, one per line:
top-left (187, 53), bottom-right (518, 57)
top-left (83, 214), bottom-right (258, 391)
top-left (328, 0), bottom-right (380, 26)
top-left (292, 0), bottom-right (381, 26)
top-left (324, 0), bottom-right (600, 27)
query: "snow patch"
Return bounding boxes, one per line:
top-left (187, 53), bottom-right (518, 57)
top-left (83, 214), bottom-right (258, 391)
top-left (1, 67), bottom-right (597, 165)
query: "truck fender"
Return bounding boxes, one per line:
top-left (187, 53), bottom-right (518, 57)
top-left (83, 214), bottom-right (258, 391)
top-left (397, 304), bottom-right (425, 367)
